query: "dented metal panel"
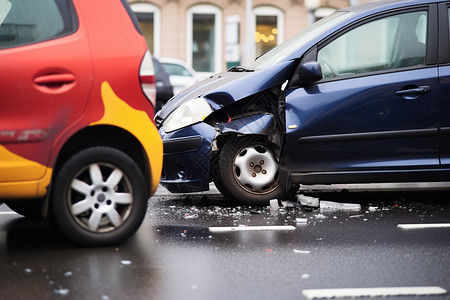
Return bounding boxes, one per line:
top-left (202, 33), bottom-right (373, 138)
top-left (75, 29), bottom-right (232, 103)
top-left (215, 114), bottom-right (275, 136)
top-left (156, 60), bottom-right (298, 119)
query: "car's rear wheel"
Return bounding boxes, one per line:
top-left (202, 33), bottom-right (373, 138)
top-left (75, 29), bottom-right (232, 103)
top-left (214, 136), bottom-right (287, 206)
top-left (51, 147), bottom-right (147, 247)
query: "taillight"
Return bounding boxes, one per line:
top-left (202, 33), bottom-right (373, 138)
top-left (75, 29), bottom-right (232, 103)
top-left (139, 50), bottom-right (156, 107)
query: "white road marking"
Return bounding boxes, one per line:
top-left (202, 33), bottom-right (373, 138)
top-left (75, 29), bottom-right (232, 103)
top-left (0, 211), bottom-right (18, 215)
top-left (302, 286), bottom-right (447, 299)
top-left (209, 225), bottom-right (296, 232)
top-left (293, 249), bottom-right (310, 254)
top-left (398, 223), bottom-right (450, 229)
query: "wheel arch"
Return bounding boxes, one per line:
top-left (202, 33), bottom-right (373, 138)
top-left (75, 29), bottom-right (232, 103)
top-left (43, 125), bottom-right (152, 218)
top-left (53, 125), bottom-right (151, 185)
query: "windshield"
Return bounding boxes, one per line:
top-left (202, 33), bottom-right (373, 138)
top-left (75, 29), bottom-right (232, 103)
top-left (249, 11), bottom-right (354, 70)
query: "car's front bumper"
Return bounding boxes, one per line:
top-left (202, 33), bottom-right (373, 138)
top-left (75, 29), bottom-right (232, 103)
top-left (159, 123), bottom-right (216, 193)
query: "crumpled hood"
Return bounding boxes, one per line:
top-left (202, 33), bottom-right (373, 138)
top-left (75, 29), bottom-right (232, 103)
top-left (156, 60), bottom-right (297, 120)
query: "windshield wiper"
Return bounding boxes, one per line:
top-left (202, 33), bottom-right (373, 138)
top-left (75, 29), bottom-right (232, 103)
top-left (228, 65), bottom-right (255, 72)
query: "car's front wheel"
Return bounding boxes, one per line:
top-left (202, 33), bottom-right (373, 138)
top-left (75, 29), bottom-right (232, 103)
top-left (50, 147), bottom-right (148, 246)
top-left (214, 136), bottom-right (287, 206)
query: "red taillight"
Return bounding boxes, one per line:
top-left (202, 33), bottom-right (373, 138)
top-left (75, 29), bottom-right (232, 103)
top-left (140, 75), bottom-right (155, 84)
top-left (139, 51), bottom-right (157, 107)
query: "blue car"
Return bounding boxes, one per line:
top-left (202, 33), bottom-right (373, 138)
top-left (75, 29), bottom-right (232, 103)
top-left (156, 0), bottom-right (450, 206)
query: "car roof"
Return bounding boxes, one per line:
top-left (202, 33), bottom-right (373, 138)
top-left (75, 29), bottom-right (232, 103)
top-left (343, 0), bottom-right (442, 13)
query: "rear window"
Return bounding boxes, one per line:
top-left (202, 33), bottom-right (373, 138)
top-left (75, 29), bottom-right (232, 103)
top-left (0, 0), bottom-right (78, 49)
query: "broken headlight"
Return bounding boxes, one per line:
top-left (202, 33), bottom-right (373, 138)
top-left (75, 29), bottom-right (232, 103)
top-left (163, 97), bottom-right (213, 132)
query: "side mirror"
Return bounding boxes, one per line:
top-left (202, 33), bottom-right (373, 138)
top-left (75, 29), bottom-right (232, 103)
top-left (291, 61), bottom-right (322, 87)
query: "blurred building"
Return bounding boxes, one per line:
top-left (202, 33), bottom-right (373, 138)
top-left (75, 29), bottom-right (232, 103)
top-left (129, 0), bottom-right (375, 75)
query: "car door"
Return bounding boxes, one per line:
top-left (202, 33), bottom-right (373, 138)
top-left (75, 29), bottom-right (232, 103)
top-left (285, 5), bottom-right (439, 183)
top-left (0, 0), bottom-right (92, 185)
top-left (438, 3), bottom-right (450, 166)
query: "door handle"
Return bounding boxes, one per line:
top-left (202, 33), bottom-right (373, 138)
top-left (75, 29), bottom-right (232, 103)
top-left (34, 73), bottom-right (75, 86)
top-left (396, 86), bottom-right (430, 96)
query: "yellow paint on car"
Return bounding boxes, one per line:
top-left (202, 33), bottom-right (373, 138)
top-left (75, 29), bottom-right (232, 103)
top-left (0, 145), bottom-right (52, 197)
top-left (90, 81), bottom-right (163, 195)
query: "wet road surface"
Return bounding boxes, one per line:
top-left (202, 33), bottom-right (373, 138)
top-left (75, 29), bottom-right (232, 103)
top-left (1, 185), bottom-right (450, 300)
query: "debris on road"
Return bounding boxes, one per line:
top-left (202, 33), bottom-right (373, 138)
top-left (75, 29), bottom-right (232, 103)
top-left (296, 218), bottom-right (308, 224)
top-left (314, 213), bottom-right (328, 220)
top-left (349, 214), bottom-right (365, 218)
top-left (297, 194), bottom-right (320, 208)
top-left (63, 271), bottom-right (73, 277)
top-left (270, 197), bottom-right (310, 210)
top-left (320, 201), bottom-right (361, 212)
top-left (281, 200), bottom-right (303, 208)
top-left (269, 199), bottom-right (280, 210)
top-left (53, 288), bottom-right (70, 296)
top-left (368, 206), bottom-right (380, 212)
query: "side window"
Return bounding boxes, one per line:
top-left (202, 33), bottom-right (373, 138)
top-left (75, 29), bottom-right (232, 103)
top-left (0, 0), bottom-right (76, 49)
top-left (318, 11), bottom-right (427, 79)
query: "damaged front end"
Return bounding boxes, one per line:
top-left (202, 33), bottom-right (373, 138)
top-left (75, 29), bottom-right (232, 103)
top-left (159, 122), bottom-right (216, 193)
top-left (157, 60), bottom-right (298, 194)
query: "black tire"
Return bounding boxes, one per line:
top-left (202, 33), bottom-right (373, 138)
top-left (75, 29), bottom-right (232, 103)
top-left (213, 136), bottom-right (287, 206)
top-left (5, 198), bottom-right (44, 218)
top-left (50, 147), bottom-right (148, 247)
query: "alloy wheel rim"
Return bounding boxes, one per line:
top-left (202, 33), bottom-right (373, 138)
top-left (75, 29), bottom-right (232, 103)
top-left (68, 162), bottom-right (133, 233)
top-left (233, 144), bottom-right (280, 195)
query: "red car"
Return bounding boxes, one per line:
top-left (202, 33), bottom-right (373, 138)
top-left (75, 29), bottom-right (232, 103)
top-left (0, 0), bottom-right (163, 246)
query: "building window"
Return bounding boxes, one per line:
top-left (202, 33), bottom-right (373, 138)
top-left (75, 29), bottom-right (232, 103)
top-left (187, 5), bottom-right (222, 74)
top-left (131, 3), bottom-right (160, 57)
top-left (253, 6), bottom-right (284, 58)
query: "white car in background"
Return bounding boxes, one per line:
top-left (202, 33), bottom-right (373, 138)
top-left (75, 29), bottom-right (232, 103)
top-left (159, 57), bottom-right (203, 95)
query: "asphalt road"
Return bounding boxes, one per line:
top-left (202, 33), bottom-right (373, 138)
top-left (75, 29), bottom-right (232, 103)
top-left (1, 185), bottom-right (449, 300)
